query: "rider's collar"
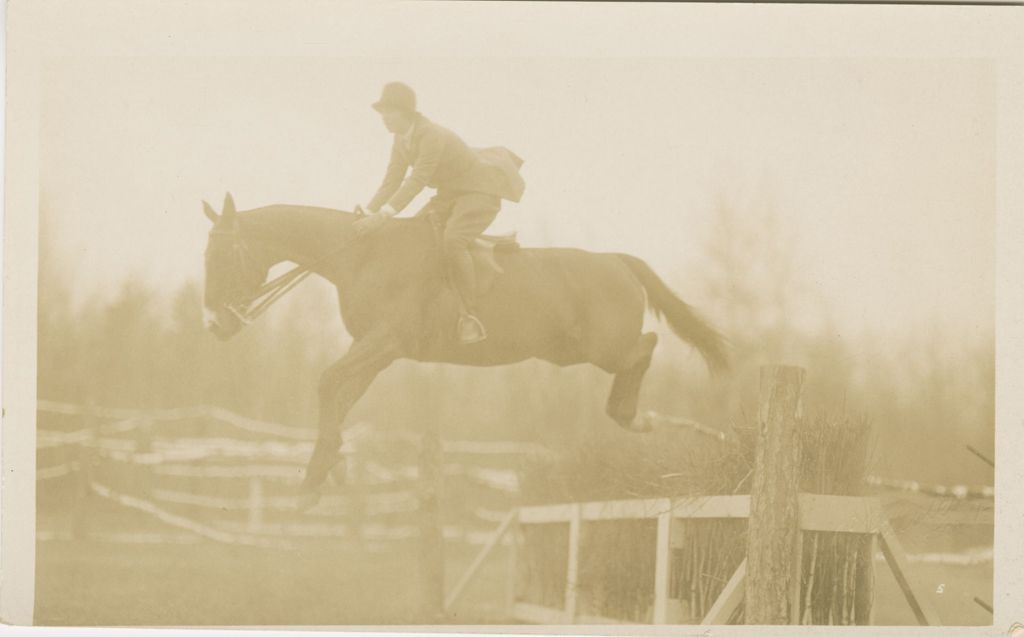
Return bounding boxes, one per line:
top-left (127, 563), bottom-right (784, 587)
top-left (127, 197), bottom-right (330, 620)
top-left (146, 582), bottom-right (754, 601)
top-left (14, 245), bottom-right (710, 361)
top-left (400, 115), bottom-right (420, 144)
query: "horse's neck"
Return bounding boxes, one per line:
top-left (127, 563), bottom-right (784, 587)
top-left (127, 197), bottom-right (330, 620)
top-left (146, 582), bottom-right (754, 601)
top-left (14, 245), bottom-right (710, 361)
top-left (238, 207), bottom-right (437, 287)
top-left (238, 206), bottom-right (357, 273)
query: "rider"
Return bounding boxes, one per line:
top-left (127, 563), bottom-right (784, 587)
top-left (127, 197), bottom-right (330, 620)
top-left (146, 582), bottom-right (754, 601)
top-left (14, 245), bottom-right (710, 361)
top-left (355, 81), bottom-right (525, 345)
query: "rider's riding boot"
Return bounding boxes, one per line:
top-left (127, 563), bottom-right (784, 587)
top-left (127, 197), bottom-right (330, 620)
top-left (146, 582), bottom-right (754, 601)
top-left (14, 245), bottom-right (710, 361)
top-left (449, 247), bottom-right (487, 344)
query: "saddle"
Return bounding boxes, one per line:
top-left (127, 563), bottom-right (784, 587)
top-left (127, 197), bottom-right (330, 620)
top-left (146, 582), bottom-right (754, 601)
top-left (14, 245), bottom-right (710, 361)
top-left (423, 211), bottom-right (520, 296)
top-left (470, 233), bottom-right (520, 295)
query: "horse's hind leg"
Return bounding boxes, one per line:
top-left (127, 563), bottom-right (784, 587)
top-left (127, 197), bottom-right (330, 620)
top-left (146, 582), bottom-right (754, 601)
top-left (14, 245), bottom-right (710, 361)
top-left (605, 331), bottom-right (658, 432)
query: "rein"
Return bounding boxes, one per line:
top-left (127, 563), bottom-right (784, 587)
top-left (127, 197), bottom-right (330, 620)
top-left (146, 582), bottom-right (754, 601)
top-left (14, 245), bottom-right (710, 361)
top-left (227, 265), bottom-right (313, 325)
top-left (213, 211), bottom-right (366, 325)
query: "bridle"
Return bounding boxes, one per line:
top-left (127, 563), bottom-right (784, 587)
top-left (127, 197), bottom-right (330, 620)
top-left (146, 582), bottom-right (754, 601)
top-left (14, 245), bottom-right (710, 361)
top-left (206, 208), bottom-right (371, 326)
top-left (207, 226), bottom-right (314, 326)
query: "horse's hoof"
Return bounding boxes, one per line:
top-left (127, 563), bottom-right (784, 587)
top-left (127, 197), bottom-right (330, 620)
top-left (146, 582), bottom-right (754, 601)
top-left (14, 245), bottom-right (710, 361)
top-left (295, 490), bottom-right (321, 512)
top-left (328, 457), bottom-right (348, 486)
top-left (618, 412), bottom-right (653, 433)
top-left (633, 420), bottom-right (654, 433)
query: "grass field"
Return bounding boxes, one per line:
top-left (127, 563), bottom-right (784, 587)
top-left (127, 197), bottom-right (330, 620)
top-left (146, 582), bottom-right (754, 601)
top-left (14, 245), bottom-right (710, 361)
top-left (872, 555), bottom-right (992, 626)
top-left (35, 539), bottom-right (511, 626)
top-left (35, 537), bottom-right (990, 627)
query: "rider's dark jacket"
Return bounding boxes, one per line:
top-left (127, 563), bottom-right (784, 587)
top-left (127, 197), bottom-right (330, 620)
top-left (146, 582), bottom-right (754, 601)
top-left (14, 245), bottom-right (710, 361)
top-left (368, 114), bottom-right (525, 213)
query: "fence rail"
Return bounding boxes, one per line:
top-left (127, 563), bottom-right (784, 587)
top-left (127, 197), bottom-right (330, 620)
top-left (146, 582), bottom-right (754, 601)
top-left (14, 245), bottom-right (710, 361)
top-left (37, 396), bottom-right (991, 625)
top-left (37, 400), bottom-right (530, 558)
top-left (864, 475), bottom-right (993, 500)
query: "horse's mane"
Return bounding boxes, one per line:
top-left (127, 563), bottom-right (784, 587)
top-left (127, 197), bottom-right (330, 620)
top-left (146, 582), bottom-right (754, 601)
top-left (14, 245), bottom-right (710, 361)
top-left (239, 205), bottom-right (356, 232)
top-left (240, 205), bottom-right (429, 232)
top-left (234, 204), bottom-right (433, 263)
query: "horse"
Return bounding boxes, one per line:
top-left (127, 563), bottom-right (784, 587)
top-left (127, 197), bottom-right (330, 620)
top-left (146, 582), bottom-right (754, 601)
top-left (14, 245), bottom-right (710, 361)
top-left (202, 193), bottom-right (728, 504)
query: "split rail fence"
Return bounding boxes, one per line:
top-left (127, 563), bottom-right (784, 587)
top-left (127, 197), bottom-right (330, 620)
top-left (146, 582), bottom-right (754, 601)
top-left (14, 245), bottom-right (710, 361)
top-left (36, 400), bottom-right (538, 551)
top-left (37, 364), bottom-right (991, 624)
top-left (443, 366), bottom-right (990, 625)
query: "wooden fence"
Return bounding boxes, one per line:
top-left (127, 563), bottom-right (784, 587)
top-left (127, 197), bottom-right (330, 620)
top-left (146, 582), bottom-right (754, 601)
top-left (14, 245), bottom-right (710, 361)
top-left (36, 400), bottom-right (537, 552)
top-left (37, 367), bottom-right (990, 625)
top-left (443, 365), bottom-right (954, 626)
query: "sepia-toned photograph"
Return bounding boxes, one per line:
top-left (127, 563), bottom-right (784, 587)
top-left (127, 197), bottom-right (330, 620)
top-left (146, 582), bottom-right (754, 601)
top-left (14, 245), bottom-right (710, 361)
top-left (4, 2), bottom-right (1023, 634)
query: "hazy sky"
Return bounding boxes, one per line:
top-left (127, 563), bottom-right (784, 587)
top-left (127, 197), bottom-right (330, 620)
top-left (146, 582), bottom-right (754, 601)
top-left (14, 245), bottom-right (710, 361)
top-left (40, 56), bottom-right (994, 340)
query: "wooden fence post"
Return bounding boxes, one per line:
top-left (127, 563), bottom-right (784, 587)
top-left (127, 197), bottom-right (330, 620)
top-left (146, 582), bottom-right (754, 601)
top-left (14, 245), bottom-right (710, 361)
top-left (854, 532), bottom-right (876, 625)
top-left (247, 476), bottom-right (264, 534)
top-left (563, 502), bottom-right (582, 622)
top-left (136, 417), bottom-right (155, 511)
top-left (72, 399), bottom-right (99, 540)
top-left (505, 514), bottom-right (519, 617)
top-left (419, 417), bottom-right (445, 621)
top-left (745, 365), bottom-right (806, 624)
top-left (652, 510), bottom-right (673, 624)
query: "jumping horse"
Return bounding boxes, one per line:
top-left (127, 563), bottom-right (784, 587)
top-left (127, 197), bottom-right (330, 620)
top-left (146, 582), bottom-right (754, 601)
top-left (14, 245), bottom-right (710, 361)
top-left (202, 194), bottom-right (728, 504)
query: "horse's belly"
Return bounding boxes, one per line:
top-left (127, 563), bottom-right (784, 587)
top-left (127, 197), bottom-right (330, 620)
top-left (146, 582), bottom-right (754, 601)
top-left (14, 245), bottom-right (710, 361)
top-left (417, 284), bottom-right (575, 366)
top-left (415, 249), bottom-right (641, 367)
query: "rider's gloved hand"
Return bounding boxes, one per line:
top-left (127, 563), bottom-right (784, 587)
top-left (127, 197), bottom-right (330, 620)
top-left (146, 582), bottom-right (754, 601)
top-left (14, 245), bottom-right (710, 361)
top-left (356, 203), bottom-right (387, 215)
top-left (354, 212), bottom-right (388, 237)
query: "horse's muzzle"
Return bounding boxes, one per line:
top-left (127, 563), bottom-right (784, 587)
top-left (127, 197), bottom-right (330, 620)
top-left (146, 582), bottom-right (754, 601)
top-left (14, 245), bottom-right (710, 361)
top-left (203, 305), bottom-right (243, 340)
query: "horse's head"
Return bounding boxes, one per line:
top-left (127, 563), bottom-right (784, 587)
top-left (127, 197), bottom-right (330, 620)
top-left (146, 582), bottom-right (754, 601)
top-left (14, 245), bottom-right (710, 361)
top-left (201, 193), bottom-right (270, 340)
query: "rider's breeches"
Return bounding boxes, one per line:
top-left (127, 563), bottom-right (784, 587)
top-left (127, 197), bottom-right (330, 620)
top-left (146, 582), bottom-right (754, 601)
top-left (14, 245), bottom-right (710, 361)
top-left (436, 192), bottom-right (500, 314)
top-left (440, 192), bottom-right (501, 252)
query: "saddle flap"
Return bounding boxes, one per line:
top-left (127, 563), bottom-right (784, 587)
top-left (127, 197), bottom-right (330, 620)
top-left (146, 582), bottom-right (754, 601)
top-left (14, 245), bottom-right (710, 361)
top-left (476, 231), bottom-right (520, 252)
top-left (469, 233), bottom-right (518, 292)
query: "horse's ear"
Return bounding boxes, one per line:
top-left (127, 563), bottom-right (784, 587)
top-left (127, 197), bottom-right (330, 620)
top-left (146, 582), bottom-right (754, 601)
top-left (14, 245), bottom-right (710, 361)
top-left (222, 192), bottom-right (236, 219)
top-left (202, 200), bottom-right (219, 224)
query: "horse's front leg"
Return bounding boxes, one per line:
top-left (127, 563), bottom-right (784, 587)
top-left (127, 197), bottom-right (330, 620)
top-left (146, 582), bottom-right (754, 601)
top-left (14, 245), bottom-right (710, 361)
top-left (300, 329), bottom-right (400, 500)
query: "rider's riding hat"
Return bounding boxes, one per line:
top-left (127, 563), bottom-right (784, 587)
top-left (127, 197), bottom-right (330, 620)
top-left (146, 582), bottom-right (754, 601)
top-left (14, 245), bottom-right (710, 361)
top-left (372, 82), bottom-right (417, 114)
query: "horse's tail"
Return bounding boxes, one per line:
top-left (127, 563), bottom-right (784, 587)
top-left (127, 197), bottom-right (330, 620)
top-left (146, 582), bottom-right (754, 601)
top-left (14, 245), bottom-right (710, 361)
top-left (617, 254), bottom-right (729, 374)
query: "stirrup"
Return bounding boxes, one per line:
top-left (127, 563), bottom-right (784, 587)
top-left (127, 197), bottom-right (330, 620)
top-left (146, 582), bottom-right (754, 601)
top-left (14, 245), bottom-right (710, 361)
top-left (457, 314), bottom-right (487, 345)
